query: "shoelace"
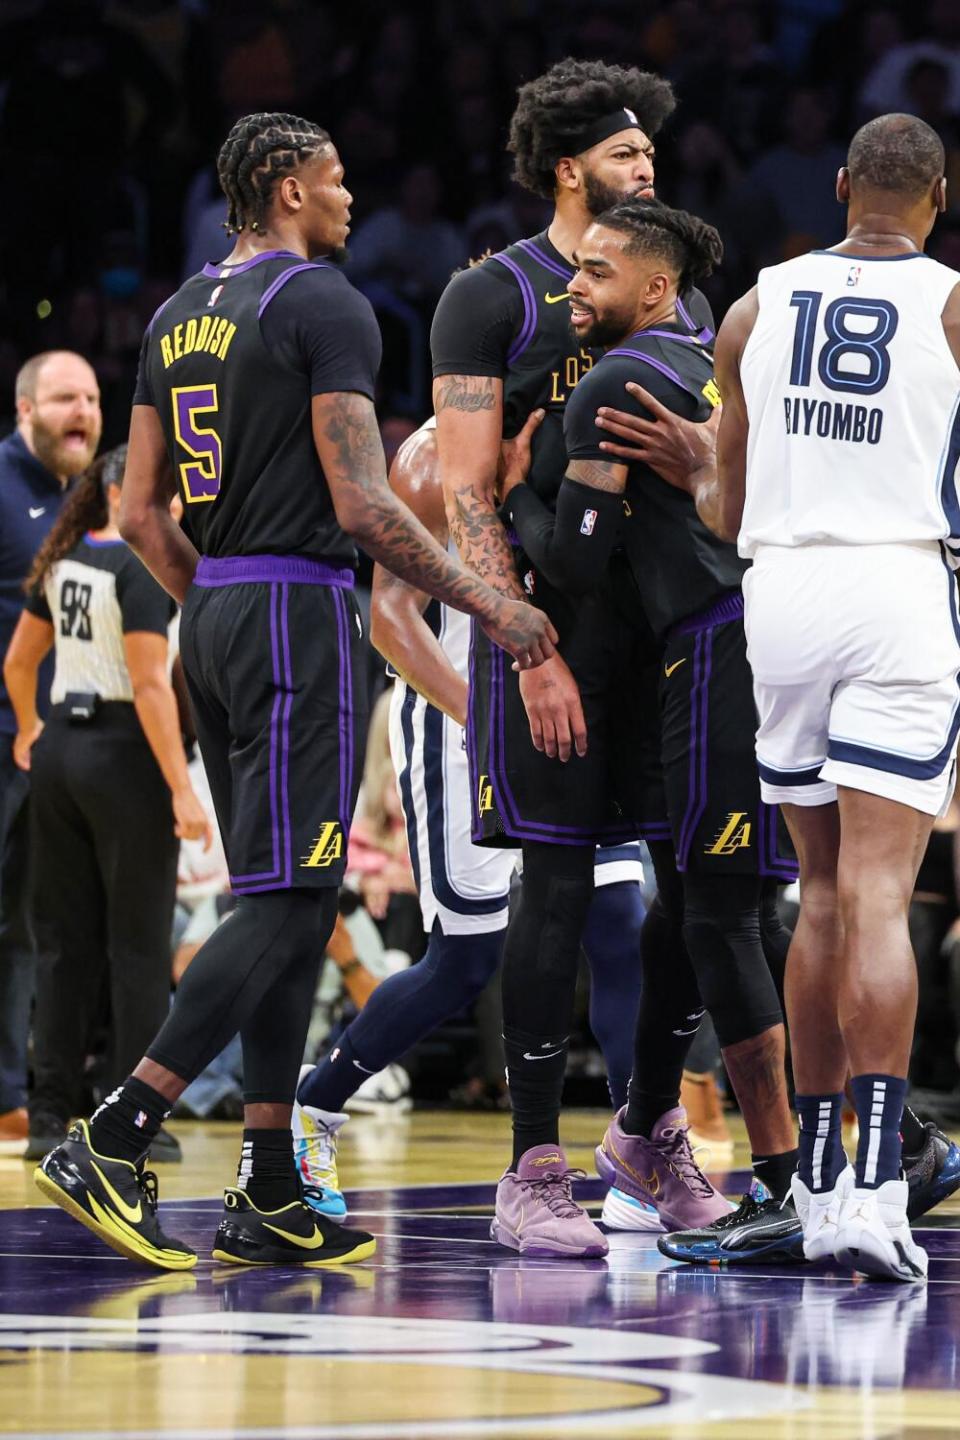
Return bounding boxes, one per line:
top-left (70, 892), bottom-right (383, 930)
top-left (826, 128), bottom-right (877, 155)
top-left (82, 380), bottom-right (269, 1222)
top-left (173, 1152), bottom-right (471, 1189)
top-left (302, 1185), bottom-right (331, 1207)
top-left (301, 1122), bottom-right (338, 1178)
top-left (658, 1126), bottom-right (718, 1198)
top-left (137, 1168), bottom-right (160, 1216)
top-left (525, 1166), bottom-right (587, 1219)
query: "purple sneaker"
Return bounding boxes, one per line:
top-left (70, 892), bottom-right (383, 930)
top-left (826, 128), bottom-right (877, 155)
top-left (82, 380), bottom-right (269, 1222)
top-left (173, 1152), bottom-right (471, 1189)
top-left (596, 1106), bottom-right (734, 1232)
top-left (491, 1144), bottom-right (609, 1258)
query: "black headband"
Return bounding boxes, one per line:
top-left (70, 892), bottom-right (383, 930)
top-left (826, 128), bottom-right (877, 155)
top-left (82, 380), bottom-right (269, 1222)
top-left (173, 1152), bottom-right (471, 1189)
top-left (570, 108), bottom-right (644, 156)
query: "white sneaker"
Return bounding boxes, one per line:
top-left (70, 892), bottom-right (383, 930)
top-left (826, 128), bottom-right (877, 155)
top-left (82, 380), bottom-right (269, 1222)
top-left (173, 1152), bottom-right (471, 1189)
top-left (292, 1064), bottom-right (349, 1218)
top-left (600, 1185), bottom-right (664, 1232)
top-left (834, 1178), bottom-right (928, 1283)
top-left (345, 1063), bottom-right (413, 1114)
top-left (792, 1163), bottom-right (854, 1262)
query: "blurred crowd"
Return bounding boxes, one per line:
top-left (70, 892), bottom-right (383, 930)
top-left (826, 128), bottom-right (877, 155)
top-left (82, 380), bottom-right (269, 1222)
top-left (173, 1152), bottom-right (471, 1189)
top-left (0, 0), bottom-right (959, 443)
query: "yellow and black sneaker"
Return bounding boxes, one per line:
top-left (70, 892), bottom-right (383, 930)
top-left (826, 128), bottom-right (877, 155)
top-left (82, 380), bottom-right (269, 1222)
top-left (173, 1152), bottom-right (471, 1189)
top-left (34, 1120), bottom-right (197, 1271)
top-left (212, 1187), bottom-right (376, 1267)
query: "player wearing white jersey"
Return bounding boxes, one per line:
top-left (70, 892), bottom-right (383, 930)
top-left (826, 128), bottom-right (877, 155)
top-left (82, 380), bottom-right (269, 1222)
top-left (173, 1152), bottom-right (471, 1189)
top-left (293, 419), bottom-right (647, 1218)
top-left (673, 113), bottom-right (960, 1283)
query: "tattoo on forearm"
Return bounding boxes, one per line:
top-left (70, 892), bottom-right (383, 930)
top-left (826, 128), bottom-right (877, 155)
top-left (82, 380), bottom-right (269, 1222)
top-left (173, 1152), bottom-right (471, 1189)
top-left (447, 487), bottom-right (526, 601)
top-left (567, 458), bottom-right (626, 494)
top-left (434, 376), bottom-right (496, 413)
top-left (318, 393), bottom-right (530, 631)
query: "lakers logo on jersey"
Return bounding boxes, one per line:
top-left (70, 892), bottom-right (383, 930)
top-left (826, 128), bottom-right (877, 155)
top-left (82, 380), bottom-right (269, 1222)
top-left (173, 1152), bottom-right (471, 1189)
top-left (705, 812), bottom-right (752, 857)
top-left (701, 378), bottom-right (722, 409)
top-left (477, 775), bottom-right (494, 815)
top-left (301, 822), bottom-right (344, 869)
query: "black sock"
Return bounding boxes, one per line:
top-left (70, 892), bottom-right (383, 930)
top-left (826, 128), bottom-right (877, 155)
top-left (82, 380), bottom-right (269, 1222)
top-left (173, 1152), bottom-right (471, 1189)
top-left (89, 1077), bottom-right (169, 1163)
top-left (624, 1083), bottom-right (683, 1138)
top-left (503, 1026), bottom-right (569, 1170)
top-left (900, 1103), bottom-right (927, 1157)
top-left (751, 1148), bottom-right (799, 1201)
top-left (237, 1128), bottom-right (301, 1211)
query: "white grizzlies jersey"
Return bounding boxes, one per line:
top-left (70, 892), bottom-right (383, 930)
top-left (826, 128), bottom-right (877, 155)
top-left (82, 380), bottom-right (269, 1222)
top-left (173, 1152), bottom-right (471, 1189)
top-left (739, 250), bottom-right (960, 556)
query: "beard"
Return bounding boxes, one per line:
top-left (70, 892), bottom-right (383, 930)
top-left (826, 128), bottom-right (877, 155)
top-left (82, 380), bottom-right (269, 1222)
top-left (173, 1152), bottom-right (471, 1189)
top-left (30, 414), bottom-right (98, 480)
top-left (572, 305), bottom-right (637, 349)
top-left (329, 245), bottom-right (348, 266)
top-left (583, 169), bottom-right (652, 218)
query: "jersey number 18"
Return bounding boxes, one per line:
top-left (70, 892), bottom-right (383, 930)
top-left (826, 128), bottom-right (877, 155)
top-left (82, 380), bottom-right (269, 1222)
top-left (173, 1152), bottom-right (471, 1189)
top-left (788, 291), bottom-right (899, 397)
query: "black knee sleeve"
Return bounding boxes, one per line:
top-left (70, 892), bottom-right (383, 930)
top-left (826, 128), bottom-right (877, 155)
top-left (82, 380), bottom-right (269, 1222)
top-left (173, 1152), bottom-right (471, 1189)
top-left (148, 889), bottom-right (337, 1083)
top-left (682, 873), bottom-right (783, 1048)
top-left (501, 841), bottom-right (595, 1037)
top-left (760, 877), bottom-right (792, 1007)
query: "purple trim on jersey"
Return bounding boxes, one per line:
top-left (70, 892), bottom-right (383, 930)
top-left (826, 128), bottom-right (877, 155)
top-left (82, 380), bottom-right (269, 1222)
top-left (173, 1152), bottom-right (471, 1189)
top-left (604, 347), bottom-right (703, 403)
top-left (258, 261), bottom-right (333, 318)
top-left (675, 297), bottom-right (714, 345)
top-left (279, 581), bottom-right (293, 885)
top-left (201, 249), bottom-right (302, 279)
top-left (668, 589), bottom-right (744, 639)
top-left (467, 620), bottom-right (484, 843)
top-left (333, 588), bottom-right (356, 835)
top-left (676, 629), bottom-right (712, 870)
top-left (193, 555), bottom-right (354, 588)
top-left (624, 327), bottom-right (704, 347)
top-left (516, 237), bottom-right (574, 282)
top-left (759, 801), bottom-right (799, 882)
top-left (489, 252), bottom-right (537, 365)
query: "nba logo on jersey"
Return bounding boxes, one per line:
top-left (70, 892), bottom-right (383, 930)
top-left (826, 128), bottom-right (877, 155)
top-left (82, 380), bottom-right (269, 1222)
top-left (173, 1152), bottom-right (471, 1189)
top-left (580, 508), bottom-right (598, 536)
top-left (208, 284), bottom-right (223, 307)
top-left (846, 265), bottom-right (861, 288)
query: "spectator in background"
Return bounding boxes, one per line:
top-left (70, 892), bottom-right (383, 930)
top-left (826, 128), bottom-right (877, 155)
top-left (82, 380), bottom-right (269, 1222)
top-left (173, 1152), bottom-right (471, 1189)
top-left (4, 445), bottom-right (211, 1162)
top-left (741, 87), bottom-right (846, 258)
top-left (859, 0), bottom-right (960, 119)
top-left (0, 351), bottom-right (101, 1152)
top-left (348, 163), bottom-right (466, 305)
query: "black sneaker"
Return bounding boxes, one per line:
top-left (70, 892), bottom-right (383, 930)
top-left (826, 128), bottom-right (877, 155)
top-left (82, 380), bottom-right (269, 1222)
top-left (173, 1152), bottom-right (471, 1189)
top-left (905, 1120), bottom-right (960, 1220)
top-left (148, 1127), bottom-right (183, 1164)
top-left (35, 1119), bottom-right (196, 1271)
top-left (657, 1179), bottom-right (805, 1265)
top-left (212, 1187), bottom-right (377, 1267)
top-left (24, 1111), bottom-right (68, 1161)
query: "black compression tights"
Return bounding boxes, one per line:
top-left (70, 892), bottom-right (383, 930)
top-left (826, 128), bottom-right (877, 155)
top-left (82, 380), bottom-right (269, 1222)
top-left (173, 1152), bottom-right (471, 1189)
top-left (147, 889), bottom-right (338, 1103)
top-left (501, 840), bottom-right (595, 1168)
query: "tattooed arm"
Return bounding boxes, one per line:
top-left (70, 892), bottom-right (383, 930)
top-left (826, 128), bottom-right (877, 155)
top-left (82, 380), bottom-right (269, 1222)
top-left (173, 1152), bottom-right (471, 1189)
top-left (370, 424), bottom-right (469, 725)
top-left (313, 392), bottom-right (557, 669)
top-left (432, 374), bottom-right (527, 601)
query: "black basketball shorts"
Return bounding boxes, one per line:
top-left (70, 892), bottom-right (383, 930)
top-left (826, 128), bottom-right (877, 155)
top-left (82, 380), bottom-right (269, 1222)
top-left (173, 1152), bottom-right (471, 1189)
top-left (179, 555), bottom-right (369, 892)
top-left (658, 591), bottom-right (797, 879)
top-left (466, 552), bottom-right (668, 848)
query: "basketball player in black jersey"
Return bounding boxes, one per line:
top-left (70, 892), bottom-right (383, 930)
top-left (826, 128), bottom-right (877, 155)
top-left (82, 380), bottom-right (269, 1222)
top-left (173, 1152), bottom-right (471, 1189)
top-left (432, 60), bottom-right (723, 1256)
top-left (35, 112), bottom-right (556, 1272)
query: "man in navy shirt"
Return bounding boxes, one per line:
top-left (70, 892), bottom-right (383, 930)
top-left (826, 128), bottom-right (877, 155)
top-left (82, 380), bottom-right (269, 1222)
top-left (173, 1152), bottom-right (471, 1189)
top-left (0, 351), bottom-right (101, 1148)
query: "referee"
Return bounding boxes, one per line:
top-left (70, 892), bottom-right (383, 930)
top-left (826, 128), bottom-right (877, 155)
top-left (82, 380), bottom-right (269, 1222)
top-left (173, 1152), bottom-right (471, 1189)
top-left (3, 445), bottom-right (211, 1162)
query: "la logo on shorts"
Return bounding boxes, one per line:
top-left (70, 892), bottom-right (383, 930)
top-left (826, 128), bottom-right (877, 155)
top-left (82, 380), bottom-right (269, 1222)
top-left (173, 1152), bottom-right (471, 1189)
top-left (580, 508), bottom-right (598, 536)
top-left (477, 774), bottom-right (494, 815)
top-left (705, 811), bottom-right (752, 856)
top-left (301, 822), bottom-right (344, 868)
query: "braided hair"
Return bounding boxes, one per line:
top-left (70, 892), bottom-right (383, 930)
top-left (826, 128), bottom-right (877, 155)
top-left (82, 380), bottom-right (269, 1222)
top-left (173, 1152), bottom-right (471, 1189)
top-left (217, 112), bottom-right (331, 235)
top-left (27, 446), bottom-right (125, 595)
top-left (594, 198), bottom-right (723, 293)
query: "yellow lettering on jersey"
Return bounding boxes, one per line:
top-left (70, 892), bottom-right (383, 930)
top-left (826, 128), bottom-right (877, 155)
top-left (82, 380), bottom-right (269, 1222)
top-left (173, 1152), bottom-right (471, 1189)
top-left (705, 812), bottom-right (752, 857)
top-left (702, 378), bottom-right (722, 409)
top-left (478, 774), bottom-right (493, 814)
top-left (217, 321), bottom-right (237, 361)
top-left (548, 370), bottom-right (565, 404)
top-left (207, 317), bottom-right (226, 355)
top-left (301, 822), bottom-right (344, 869)
top-left (183, 317), bottom-right (198, 355)
top-left (173, 323), bottom-right (184, 361)
top-left (195, 314), bottom-right (213, 351)
top-left (160, 334), bottom-right (174, 368)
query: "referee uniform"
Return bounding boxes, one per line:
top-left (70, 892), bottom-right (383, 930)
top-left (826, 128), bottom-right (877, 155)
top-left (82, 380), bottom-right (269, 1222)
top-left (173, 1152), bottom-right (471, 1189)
top-left (27, 535), bottom-right (177, 1129)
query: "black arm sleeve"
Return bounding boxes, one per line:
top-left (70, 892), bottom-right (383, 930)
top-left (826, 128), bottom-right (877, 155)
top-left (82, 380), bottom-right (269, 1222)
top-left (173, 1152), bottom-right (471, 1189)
top-left (24, 584), bottom-right (52, 623)
top-left (116, 553), bottom-right (176, 635)
top-left (430, 264), bottom-right (526, 378)
top-left (261, 270), bottom-right (382, 398)
top-left (503, 479), bottom-right (623, 596)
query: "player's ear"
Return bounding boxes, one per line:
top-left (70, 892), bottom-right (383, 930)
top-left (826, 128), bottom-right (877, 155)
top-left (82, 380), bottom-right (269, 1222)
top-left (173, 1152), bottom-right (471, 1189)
top-left (279, 173), bottom-right (304, 213)
top-left (554, 157), bottom-right (580, 195)
top-left (836, 167), bottom-right (850, 204)
top-left (936, 176), bottom-right (947, 214)
top-left (645, 272), bottom-right (668, 305)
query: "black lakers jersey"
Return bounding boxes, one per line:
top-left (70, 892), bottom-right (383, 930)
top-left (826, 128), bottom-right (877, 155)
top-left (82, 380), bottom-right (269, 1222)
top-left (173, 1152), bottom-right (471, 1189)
top-left (432, 229), bottom-right (714, 510)
top-left (564, 321), bottom-right (747, 638)
top-left (135, 249), bottom-right (381, 563)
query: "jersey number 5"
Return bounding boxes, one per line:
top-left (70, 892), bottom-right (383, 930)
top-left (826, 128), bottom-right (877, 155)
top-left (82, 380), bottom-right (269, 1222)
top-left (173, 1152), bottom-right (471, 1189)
top-left (788, 291), bottom-right (899, 397)
top-left (172, 384), bottom-right (223, 503)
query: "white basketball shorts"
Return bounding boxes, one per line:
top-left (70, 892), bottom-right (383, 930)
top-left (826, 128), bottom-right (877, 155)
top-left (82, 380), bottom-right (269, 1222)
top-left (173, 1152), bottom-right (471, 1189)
top-left (388, 679), bottom-right (517, 935)
top-left (743, 542), bottom-right (960, 816)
